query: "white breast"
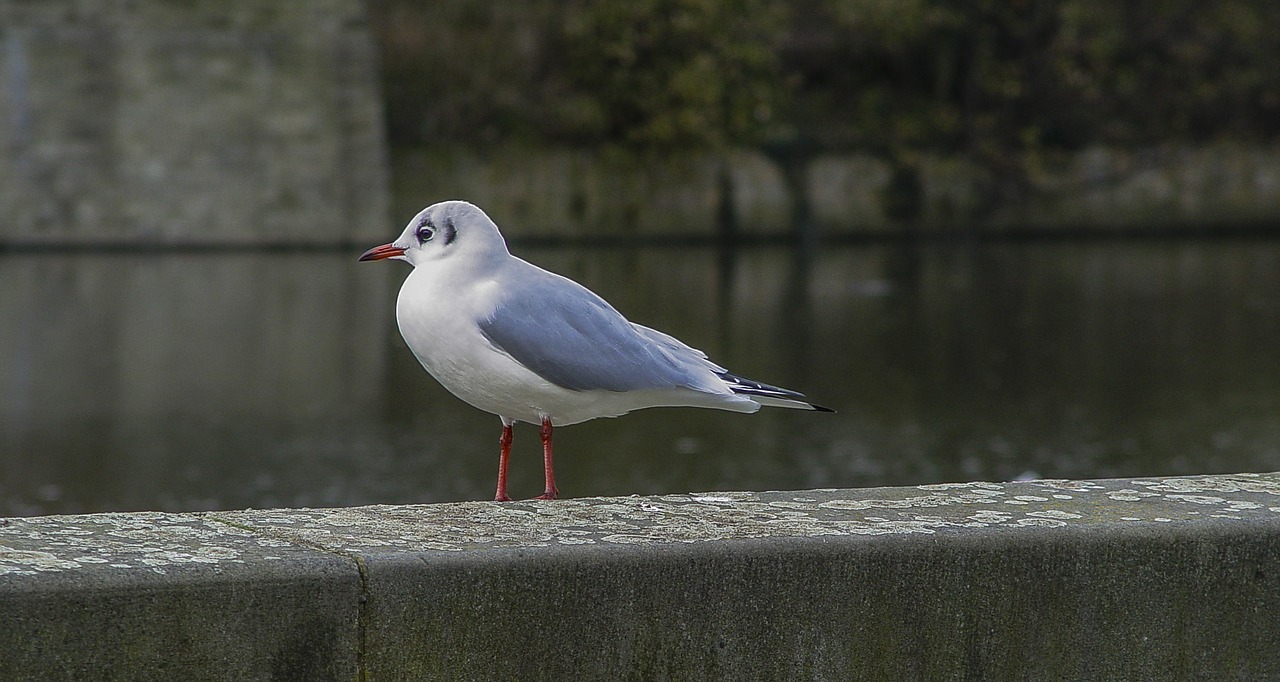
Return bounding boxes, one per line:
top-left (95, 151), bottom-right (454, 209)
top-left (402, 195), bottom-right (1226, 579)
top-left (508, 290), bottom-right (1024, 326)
top-left (394, 266), bottom-right (574, 424)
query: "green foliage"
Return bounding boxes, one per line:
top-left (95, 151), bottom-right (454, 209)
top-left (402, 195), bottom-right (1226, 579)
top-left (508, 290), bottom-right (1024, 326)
top-left (372, 0), bottom-right (787, 152)
top-left (372, 0), bottom-right (1280, 156)
top-left (784, 0), bottom-right (1280, 152)
top-left (548, 0), bottom-right (787, 150)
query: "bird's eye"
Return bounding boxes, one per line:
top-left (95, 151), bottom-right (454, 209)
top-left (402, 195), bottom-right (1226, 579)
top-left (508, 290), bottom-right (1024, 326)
top-left (416, 227), bottom-right (434, 243)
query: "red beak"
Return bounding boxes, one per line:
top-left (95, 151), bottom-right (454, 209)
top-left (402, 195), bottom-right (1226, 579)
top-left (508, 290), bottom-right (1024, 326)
top-left (358, 243), bottom-right (406, 262)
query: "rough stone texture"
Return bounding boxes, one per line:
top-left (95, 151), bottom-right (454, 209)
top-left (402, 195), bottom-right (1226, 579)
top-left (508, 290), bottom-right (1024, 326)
top-left (1, 473), bottom-right (1279, 679)
top-left (0, 512), bottom-right (360, 680)
top-left (392, 148), bottom-right (723, 239)
top-left (0, 0), bottom-right (388, 245)
top-left (391, 144), bottom-right (1280, 237)
top-left (1013, 144), bottom-right (1280, 229)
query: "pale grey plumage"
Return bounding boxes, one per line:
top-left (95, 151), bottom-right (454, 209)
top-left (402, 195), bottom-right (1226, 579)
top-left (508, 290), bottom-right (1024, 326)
top-left (477, 275), bottom-right (715, 393)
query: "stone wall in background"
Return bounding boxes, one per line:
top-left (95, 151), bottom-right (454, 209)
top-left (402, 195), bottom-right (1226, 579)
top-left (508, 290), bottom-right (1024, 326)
top-left (0, 1), bottom-right (389, 245)
top-left (393, 143), bottom-right (1280, 238)
top-left (4, 2), bottom-right (1276, 245)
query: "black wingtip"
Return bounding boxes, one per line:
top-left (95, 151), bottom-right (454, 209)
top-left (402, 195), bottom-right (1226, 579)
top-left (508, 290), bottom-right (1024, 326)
top-left (717, 371), bottom-right (835, 413)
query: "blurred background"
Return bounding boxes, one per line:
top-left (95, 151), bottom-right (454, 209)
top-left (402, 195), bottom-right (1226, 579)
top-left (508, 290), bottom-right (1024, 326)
top-left (2, 0), bottom-right (1278, 515)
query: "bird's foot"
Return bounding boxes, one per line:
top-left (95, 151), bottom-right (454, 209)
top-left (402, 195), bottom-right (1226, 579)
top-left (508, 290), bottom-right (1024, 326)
top-left (532, 489), bottom-right (559, 501)
top-left (494, 493), bottom-right (513, 502)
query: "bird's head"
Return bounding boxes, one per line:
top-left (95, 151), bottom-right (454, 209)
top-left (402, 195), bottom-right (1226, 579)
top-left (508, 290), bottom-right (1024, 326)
top-left (358, 200), bottom-right (510, 267)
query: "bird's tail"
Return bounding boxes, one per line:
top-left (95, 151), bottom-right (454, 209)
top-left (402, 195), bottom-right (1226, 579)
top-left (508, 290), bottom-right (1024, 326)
top-left (717, 372), bottom-right (834, 412)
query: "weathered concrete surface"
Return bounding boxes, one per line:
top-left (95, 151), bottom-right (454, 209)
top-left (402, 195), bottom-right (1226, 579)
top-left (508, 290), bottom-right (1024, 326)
top-left (0, 0), bottom-right (388, 245)
top-left (2, 473), bottom-right (1279, 679)
top-left (394, 143), bottom-right (1280, 238)
top-left (0, 512), bottom-right (360, 680)
top-left (390, 147), bottom-right (728, 240)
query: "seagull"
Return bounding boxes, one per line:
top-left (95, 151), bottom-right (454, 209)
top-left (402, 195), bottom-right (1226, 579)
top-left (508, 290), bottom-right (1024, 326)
top-left (359, 200), bottom-right (832, 501)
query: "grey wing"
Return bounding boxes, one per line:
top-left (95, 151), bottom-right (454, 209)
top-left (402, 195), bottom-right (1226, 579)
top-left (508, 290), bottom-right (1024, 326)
top-left (478, 272), bottom-right (718, 393)
top-left (631, 324), bottom-right (727, 374)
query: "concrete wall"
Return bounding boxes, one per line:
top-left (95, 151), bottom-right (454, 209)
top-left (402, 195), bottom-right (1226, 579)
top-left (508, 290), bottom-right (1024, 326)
top-left (0, 0), bottom-right (389, 246)
top-left (2, 472), bottom-right (1278, 679)
top-left (392, 144), bottom-right (1280, 239)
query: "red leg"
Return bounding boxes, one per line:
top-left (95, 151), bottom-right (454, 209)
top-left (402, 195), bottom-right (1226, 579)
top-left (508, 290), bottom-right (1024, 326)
top-left (494, 422), bottom-right (514, 502)
top-left (534, 417), bottom-right (559, 500)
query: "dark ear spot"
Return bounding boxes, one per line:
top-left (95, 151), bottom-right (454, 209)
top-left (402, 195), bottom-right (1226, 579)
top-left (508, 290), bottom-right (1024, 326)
top-left (442, 217), bottom-right (457, 246)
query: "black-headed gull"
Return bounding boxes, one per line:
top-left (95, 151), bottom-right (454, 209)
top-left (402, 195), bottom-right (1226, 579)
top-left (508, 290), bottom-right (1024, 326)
top-left (359, 201), bottom-right (831, 501)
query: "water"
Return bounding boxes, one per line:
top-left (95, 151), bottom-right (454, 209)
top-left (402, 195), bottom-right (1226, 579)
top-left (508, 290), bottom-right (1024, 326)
top-left (2, 240), bottom-right (1279, 515)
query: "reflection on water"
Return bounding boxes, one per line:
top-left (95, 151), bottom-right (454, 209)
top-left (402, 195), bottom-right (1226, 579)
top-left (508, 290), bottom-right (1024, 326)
top-left (2, 241), bottom-right (1279, 515)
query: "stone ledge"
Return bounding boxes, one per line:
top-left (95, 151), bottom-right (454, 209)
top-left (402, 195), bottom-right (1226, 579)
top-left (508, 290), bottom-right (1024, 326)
top-left (1, 473), bottom-right (1278, 679)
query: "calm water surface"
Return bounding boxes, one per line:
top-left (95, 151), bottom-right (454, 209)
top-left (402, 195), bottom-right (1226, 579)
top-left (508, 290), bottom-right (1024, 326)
top-left (2, 240), bottom-right (1278, 515)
